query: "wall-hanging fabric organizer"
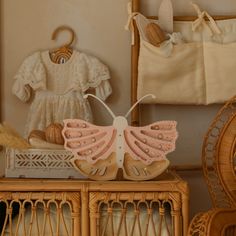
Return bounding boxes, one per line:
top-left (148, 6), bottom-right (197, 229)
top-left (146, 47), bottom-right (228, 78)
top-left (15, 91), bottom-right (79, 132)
top-left (127, 0), bottom-right (236, 106)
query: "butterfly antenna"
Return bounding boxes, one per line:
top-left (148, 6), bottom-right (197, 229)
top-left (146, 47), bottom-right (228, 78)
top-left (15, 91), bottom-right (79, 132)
top-left (125, 94), bottom-right (156, 118)
top-left (84, 94), bottom-right (116, 119)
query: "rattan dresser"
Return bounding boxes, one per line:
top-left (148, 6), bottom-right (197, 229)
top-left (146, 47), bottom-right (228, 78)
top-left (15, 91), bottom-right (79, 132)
top-left (0, 171), bottom-right (189, 236)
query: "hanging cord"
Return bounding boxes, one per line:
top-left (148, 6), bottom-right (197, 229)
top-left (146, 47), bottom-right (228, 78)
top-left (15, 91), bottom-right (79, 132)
top-left (125, 2), bottom-right (140, 45)
top-left (191, 2), bottom-right (221, 36)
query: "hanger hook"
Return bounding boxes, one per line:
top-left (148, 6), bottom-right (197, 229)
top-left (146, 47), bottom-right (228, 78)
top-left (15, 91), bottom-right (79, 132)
top-left (51, 26), bottom-right (75, 47)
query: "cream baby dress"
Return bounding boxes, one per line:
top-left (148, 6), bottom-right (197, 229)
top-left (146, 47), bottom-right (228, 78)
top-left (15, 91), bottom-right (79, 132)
top-left (12, 50), bottom-right (112, 136)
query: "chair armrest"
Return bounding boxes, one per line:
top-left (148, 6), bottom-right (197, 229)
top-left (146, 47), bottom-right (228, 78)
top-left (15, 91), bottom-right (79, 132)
top-left (188, 208), bottom-right (236, 236)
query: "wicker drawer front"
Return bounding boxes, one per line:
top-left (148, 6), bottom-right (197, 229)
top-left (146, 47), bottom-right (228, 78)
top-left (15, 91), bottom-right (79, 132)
top-left (0, 192), bottom-right (80, 236)
top-left (89, 191), bottom-right (183, 236)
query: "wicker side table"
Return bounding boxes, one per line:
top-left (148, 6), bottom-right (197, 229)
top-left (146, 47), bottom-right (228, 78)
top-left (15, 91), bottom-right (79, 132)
top-left (0, 171), bottom-right (189, 236)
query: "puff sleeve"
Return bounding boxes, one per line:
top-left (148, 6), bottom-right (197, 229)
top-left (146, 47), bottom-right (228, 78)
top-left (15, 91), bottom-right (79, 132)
top-left (82, 54), bottom-right (112, 101)
top-left (12, 52), bottom-right (46, 102)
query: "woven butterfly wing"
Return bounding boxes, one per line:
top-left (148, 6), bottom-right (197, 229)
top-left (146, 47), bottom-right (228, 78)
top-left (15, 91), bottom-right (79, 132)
top-left (63, 119), bottom-right (118, 180)
top-left (123, 121), bottom-right (178, 180)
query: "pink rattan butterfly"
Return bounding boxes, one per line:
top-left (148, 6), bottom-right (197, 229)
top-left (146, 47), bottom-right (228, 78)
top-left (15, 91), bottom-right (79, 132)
top-left (62, 94), bottom-right (178, 180)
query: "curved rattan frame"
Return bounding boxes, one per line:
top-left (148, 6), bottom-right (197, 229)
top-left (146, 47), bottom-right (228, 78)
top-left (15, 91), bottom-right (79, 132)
top-left (188, 96), bottom-right (236, 235)
top-left (202, 96), bottom-right (236, 208)
top-left (188, 208), bottom-right (236, 236)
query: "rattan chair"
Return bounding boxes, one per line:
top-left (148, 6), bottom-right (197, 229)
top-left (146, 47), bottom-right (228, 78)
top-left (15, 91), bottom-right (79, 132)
top-left (188, 96), bottom-right (236, 236)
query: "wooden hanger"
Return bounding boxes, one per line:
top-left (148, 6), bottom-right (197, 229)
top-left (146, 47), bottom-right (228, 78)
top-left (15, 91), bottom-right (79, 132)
top-left (50, 26), bottom-right (75, 64)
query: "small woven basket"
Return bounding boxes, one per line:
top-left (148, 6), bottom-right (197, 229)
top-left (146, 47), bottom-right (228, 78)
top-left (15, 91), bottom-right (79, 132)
top-left (5, 148), bottom-right (86, 179)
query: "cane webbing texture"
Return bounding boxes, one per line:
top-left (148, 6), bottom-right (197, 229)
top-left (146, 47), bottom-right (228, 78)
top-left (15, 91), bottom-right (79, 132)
top-left (202, 96), bottom-right (236, 208)
top-left (0, 192), bottom-right (80, 236)
top-left (189, 96), bottom-right (236, 236)
top-left (89, 191), bottom-right (183, 236)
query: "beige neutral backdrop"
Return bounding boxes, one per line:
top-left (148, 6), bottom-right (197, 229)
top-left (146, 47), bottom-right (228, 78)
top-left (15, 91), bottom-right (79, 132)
top-left (1, 0), bottom-right (236, 219)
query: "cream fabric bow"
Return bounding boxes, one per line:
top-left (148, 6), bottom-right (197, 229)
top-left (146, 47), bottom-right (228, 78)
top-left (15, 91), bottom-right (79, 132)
top-left (125, 2), bottom-right (139, 45)
top-left (159, 32), bottom-right (184, 57)
top-left (191, 2), bottom-right (221, 36)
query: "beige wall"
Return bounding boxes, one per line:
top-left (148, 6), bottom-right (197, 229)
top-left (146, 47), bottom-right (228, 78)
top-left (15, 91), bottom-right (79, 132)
top-left (1, 0), bottom-right (236, 219)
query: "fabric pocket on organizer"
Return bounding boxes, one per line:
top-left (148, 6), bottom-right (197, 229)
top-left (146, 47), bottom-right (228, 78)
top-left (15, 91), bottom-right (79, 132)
top-left (129, 1), bottom-right (236, 105)
top-left (204, 42), bottom-right (236, 104)
top-left (137, 40), bottom-right (205, 104)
